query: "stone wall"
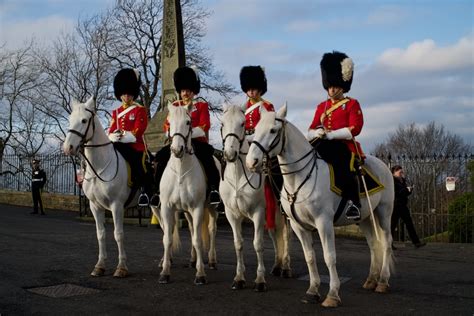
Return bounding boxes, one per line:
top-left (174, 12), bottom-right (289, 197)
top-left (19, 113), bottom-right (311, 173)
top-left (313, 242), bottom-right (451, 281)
top-left (0, 189), bottom-right (80, 212)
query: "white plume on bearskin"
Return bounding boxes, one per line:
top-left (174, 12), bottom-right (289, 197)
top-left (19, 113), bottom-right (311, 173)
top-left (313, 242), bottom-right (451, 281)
top-left (341, 57), bottom-right (354, 82)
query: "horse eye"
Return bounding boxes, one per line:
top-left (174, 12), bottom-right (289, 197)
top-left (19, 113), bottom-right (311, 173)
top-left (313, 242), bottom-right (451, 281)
top-left (270, 128), bottom-right (276, 134)
top-left (186, 121), bottom-right (190, 126)
top-left (241, 122), bottom-right (244, 127)
top-left (81, 119), bottom-right (87, 124)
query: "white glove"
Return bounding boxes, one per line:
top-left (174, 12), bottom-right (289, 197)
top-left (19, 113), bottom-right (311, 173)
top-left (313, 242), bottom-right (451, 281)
top-left (326, 127), bottom-right (353, 140)
top-left (108, 132), bottom-right (121, 142)
top-left (192, 127), bottom-right (206, 138)
top-left (119, 131), bottom-right (137, 143)
top-left (307, 128), bottom-right (326, 141)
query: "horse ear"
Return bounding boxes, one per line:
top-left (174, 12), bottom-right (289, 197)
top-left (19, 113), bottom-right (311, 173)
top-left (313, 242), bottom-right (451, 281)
top-left (85, 96), bottom-right (96, 111)
top-left (277, 102), bottom-right (287, 119)
top-left (167, 101), bottom-right (174, 113)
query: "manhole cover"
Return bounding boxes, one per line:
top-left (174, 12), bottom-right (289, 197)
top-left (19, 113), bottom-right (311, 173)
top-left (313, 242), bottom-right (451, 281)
top-left (26, 283), bottom-right (101, 298)
top-left (297, 274), bottom-right (352, 284)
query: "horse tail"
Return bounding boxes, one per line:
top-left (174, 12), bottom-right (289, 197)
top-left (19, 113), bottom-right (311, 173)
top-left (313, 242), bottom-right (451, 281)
top-left (201, 207), bottom-right (210, 252)
top-left (172, 212), bottom-right (181, 252)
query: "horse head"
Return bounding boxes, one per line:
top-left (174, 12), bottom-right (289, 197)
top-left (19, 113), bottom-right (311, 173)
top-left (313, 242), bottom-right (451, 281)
top-left (63, 96), bottom-right (96, 156)
top-left (246, 103), bottom-right (287, 172)
top-left (221, 104), bottom-right (246, 162)
top-left (167, 102), bottom-right (193, 159)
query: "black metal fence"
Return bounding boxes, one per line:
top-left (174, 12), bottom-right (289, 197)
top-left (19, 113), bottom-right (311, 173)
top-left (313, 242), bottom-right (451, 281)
top-left (1, 153), bottom-right (472, 242)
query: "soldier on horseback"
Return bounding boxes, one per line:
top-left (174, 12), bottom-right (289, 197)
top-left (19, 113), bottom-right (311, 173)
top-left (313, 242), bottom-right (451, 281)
top-left (240, 65), bottom-right (283, 229)
top-left (108, 68), bottom-right (153, 206)
top-left (307, 51), bottom-right (364, 220)
top-left (153, 66), bottom-right (221, 206)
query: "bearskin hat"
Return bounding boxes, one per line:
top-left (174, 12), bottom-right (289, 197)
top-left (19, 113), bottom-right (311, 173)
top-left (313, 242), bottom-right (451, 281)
top-left (320, 51), bottom-right (354, 93)
top-left (113, 68), bottom-right (141, 101)
top-left (174, 66), bottom-right (200, 95)
top-left (240, 66), bottom-right (267, 95)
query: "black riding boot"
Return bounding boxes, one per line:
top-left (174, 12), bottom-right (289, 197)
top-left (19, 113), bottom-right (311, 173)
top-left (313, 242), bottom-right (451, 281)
top-left (193, 140), bottom-right (221, 205)
top-left (150, 145), bottom-right (171, 207)
top-left (345, 173), bottom-right (361, 220)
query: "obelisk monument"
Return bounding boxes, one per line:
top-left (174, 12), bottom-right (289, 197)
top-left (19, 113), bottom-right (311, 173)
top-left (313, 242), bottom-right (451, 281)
top-left (145, 0), bottom-right (185, 152)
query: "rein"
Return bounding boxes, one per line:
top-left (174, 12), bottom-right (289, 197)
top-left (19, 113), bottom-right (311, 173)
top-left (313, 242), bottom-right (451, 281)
top-left (222, 128), bottom-right (262, 190)
top-left (68, 108), bottom-right (119, 183)
top-left (169, 114), bottom-right (194, 156)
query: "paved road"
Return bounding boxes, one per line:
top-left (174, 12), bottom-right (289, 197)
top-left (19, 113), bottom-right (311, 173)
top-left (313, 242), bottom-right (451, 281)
top-left (0, 204), bottom-right (473, 315)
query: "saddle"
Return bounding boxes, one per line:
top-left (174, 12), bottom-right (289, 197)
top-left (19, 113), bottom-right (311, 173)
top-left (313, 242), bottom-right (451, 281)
top-left (327, 163), bottom-right (384, 197)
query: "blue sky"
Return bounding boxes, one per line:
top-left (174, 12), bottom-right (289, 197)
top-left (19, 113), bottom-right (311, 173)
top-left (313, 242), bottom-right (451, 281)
top-left (1, 0), bottom-right (473, 152)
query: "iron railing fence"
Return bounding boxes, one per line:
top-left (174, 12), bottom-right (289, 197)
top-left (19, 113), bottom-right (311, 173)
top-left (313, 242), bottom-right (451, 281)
top-left (1, 153), bottom-right (472, 242)
top-left (0, 154), bottom-right (80, 195)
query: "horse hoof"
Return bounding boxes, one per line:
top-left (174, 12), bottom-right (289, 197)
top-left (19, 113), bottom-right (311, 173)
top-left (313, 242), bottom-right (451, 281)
top-left (158, 274), bottom-right (170, 284)
top-left (208, 262), bottom-right (217, 270)
top-left (194, 276), bottom-right (207, 285)
top-left (189, 261), bottom-right (196, 268)
top-left (362, 279), bottom-right (378, 290)
top-left (300, 293), bottom-right (320, 304)
top-left (231, 280), bottom-right (246, 290)
top-left (113, 268), bottom-right (128, 278)
top-left (375, 282), bottom-right (389, 293)
top-left (253, 282), bottom-right (267, 292)
top-left (281, 269), bottom-right (293, 278)
top-left (90, 267), bottom-right (105, 277)
top-left (270, 266), bottom-right (282, 276)
top-left (321, 296), bottom-right (342, 308)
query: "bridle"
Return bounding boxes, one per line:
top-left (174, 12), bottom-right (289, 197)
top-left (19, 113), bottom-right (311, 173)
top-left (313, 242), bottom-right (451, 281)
top-left (67, 108), bottom-right (119, 182)
top-left (168, 114), bottom-right (194, 156)
top-left (250, 117), bottom-right (318, 229)
top-left (221, 123), bottom-right (262, 190)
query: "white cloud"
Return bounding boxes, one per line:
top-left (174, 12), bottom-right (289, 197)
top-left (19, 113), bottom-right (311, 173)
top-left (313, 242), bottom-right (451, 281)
top-left (1, 15), bottom-right (75, 50)
top-left (285, 20), bottom-right (320, 33)
top-left (377, 35), bottom-right (474, 73)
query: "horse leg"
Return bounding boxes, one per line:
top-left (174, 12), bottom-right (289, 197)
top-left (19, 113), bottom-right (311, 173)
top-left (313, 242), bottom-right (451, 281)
top-left (191, 208), bottom-right (207, 285)
top-left (207, 206), bottom-right (218, 269)
top-left (290, 221), bottom-right (321, 304)
top-left (359, 217), bottom-right (380, 290)
top-left (374, 204), bottom-right (394, 293)
top-left (252, 209), bottom-right (267, 292)
top-left (277, 211), bottom-right (292, 278)
top-left (110, 204), bottom-right (128, 278)
top-left (90, 203), bottom-right (107, 277)
top-left (315, 218), bottom-right (341, 308)
top-left (184, 212), bottom-right (197, 268)
top-left (226, 212), bottom-right (246, 290)
top-left (159, 208), bottom-right (174, 284)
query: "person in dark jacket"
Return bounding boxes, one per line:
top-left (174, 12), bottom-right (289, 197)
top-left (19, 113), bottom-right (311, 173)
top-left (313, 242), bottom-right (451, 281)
top-left (31, 158), bottom-right (46, 215)
top-left (391, 165), bottom-right (426, 249)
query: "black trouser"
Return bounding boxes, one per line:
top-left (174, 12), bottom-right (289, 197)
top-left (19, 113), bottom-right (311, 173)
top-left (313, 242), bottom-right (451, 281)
top-left (267, 157), bottom-right (283, 200)
top-left (114, 143), bottom-right (153, 194)
top-left (391, 204), bottom-right (421, 244)
top-left (312, 139), bottom-right (360, 205)
top-left (154, 140), bottom-right (220, 192)
top-left (32, 186), bottom-right (44, 213)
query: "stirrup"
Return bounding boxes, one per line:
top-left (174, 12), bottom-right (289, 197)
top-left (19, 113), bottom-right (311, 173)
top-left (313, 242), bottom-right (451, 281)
top-left (138, 193), bottom-right (149, 207)
top-left (150, 193), bottom-right (160, 208)
top-left (209, 190), bottom-right (221, 205)
top-left (345, 201), bottom-right (361, 220)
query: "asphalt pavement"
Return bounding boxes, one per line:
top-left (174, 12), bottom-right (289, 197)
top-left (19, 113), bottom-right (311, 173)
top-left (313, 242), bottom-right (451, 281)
top-left (0, 204), bottom-right (473, 315)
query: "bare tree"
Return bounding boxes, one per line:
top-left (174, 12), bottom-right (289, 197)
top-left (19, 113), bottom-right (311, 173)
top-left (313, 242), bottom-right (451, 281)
top-left (0, 42), bottom-right (51, 157)
top-left (373, 121), bottom-right (472, 216)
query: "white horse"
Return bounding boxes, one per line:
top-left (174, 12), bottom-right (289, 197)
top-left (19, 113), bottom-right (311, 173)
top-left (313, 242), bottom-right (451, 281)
top-left (220, 104), bottom-right (292, 291)
top-left (155, 103), bottom-right (217, 285)
top-left (63, 97), bottom-right (133, 278)
top-left (246, 105), bottom-right (394, 307)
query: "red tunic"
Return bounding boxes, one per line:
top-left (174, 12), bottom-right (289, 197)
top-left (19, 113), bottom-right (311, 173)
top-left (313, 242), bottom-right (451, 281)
top-left (244, 98), bottom-right (278, 229)
top-left (244, 99), bottom-right (275, 133)
top-left (108, 102), bottom-right (148, 152)
top-left (309, 97), bottom-right (364, 157)
top-left (164, 99), bottom-right (211, 143)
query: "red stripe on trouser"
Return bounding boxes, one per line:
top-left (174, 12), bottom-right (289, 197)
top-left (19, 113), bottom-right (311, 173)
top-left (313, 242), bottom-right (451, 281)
top-left (264, 179), bottom-right (277, 230)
